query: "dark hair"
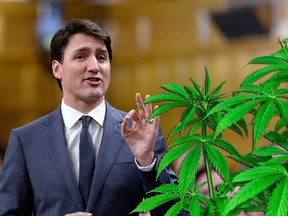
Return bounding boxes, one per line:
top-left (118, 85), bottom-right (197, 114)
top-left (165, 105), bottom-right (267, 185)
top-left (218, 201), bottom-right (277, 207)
top-left (50, 19), bottom-right (112, 90)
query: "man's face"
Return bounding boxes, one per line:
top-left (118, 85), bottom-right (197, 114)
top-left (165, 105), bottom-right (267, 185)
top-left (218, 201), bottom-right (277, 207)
top-left (52, 33), bottom-right (111, 110)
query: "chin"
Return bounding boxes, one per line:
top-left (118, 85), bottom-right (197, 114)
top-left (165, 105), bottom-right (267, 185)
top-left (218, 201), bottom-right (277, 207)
top-left (86, 94), bottom-right (104, 102)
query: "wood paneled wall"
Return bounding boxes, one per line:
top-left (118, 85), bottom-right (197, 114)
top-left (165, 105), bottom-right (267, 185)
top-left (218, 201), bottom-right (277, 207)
top-left (0, 2), bottom-right (62, 147)
top-left (0, 1), bottom-right (283, 170)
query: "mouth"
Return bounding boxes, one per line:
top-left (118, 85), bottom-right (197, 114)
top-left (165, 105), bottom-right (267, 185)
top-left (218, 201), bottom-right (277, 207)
top-left (85, 77), bottom-right (102, 85)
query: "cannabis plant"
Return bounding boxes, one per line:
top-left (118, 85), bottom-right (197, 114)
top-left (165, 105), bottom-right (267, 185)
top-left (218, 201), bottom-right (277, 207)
top-left (132, 38), bottom-right (288, 215)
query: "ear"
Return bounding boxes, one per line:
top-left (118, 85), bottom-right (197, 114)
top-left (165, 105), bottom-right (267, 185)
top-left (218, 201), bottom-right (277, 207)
top-left (52, 60), bottom-right (62, 79)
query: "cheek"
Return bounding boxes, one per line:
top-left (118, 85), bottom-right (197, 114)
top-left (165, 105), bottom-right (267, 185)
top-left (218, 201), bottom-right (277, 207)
top-left (106, 72), bottom-right (111, 81)
top-left (61, 72), bottom-right (80, 88)
top-left (105, 73), bottom-right (111, 87)
top-left (63, 65), bottom-right (83, 80)
top-left (102, 66), bottom-right (111, 81)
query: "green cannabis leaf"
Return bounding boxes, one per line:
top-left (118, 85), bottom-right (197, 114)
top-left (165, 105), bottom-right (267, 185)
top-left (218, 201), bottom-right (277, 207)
top-left (134, 39), bottom-right (288, 215)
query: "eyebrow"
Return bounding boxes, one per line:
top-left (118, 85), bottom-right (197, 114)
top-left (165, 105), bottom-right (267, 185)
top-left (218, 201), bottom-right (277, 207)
top-left (97, 48), bottom-right (109, 55)
top-left (74, 47), bottom-right (108, 54)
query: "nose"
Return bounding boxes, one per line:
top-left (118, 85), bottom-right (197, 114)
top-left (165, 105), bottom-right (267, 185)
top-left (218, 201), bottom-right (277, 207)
top-left (87, 56), bottom-right (100, 73)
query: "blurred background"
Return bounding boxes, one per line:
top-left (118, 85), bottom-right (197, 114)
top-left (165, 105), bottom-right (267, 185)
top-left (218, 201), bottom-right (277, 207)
top-left (0, 0), bottom-right (288, 171)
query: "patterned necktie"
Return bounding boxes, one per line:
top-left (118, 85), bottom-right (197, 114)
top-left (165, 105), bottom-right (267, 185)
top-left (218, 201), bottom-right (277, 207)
top-left (79, 115), bottom-right (95, 209)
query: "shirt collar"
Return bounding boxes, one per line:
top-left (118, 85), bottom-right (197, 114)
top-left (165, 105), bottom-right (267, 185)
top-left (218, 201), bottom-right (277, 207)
top-left (61, 99), bottom-right (106, 130)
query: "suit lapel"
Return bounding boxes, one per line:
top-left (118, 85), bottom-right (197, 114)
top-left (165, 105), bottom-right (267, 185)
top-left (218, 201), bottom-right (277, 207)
top-left (43, 107), bottom-right (84, 211)
top-left (87, 103), bottom-right (124, 211)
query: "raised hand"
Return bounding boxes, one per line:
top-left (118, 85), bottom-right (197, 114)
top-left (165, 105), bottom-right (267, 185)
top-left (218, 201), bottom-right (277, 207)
top-left (121, 93), bottom-right (159, 166)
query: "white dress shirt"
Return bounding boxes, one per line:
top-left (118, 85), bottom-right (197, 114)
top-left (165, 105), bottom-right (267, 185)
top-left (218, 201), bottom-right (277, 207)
top-left (61, 99), bottom-right (156, 183)
top-left (61, 99), bottom-right (105, 183)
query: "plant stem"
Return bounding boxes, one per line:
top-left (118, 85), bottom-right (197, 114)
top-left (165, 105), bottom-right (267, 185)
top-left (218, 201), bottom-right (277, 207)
top-left (202, 124), bottom-right (215, 199)
top-left (204, 149), bottom-right (215, 198)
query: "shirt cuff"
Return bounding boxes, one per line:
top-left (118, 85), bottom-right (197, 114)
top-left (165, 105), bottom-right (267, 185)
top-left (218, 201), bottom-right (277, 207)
top-left (134, 156), bottom-right (157, 172)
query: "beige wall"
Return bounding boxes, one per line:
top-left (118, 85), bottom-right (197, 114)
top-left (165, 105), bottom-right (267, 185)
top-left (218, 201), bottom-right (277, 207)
top-left (0, 2), bottom-right (61, 146)
top-left (0, 1), bottom-right (283, 170)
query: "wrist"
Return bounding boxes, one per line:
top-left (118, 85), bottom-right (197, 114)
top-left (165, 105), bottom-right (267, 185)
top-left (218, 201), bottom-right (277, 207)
top-left (136, 152), bottom-right (155, 167)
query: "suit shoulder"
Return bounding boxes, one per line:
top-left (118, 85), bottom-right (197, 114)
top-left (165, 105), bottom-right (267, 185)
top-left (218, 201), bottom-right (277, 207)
top-left (105, 102), bottom-right (127, 120)
top-left (14, 107), bottom-right (60, 132)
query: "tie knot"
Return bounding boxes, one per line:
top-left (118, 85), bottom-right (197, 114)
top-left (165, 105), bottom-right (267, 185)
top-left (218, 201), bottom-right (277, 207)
top-left (81, 115), bottom-right (93, 128)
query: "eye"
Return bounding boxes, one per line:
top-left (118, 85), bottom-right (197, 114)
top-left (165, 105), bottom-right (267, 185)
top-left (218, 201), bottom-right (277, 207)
top-left (75, 54), bottom-right (86, 61)
top-left (97, 54), bottom-right (107, 62)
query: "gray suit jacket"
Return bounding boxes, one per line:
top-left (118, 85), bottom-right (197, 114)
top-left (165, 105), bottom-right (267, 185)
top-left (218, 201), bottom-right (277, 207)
top-left (0, 102), bottom-right (179, 216)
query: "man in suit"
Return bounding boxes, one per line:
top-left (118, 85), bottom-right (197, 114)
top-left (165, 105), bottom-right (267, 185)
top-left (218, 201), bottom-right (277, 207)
top-left (0, 19), bottom-right (179, 215)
